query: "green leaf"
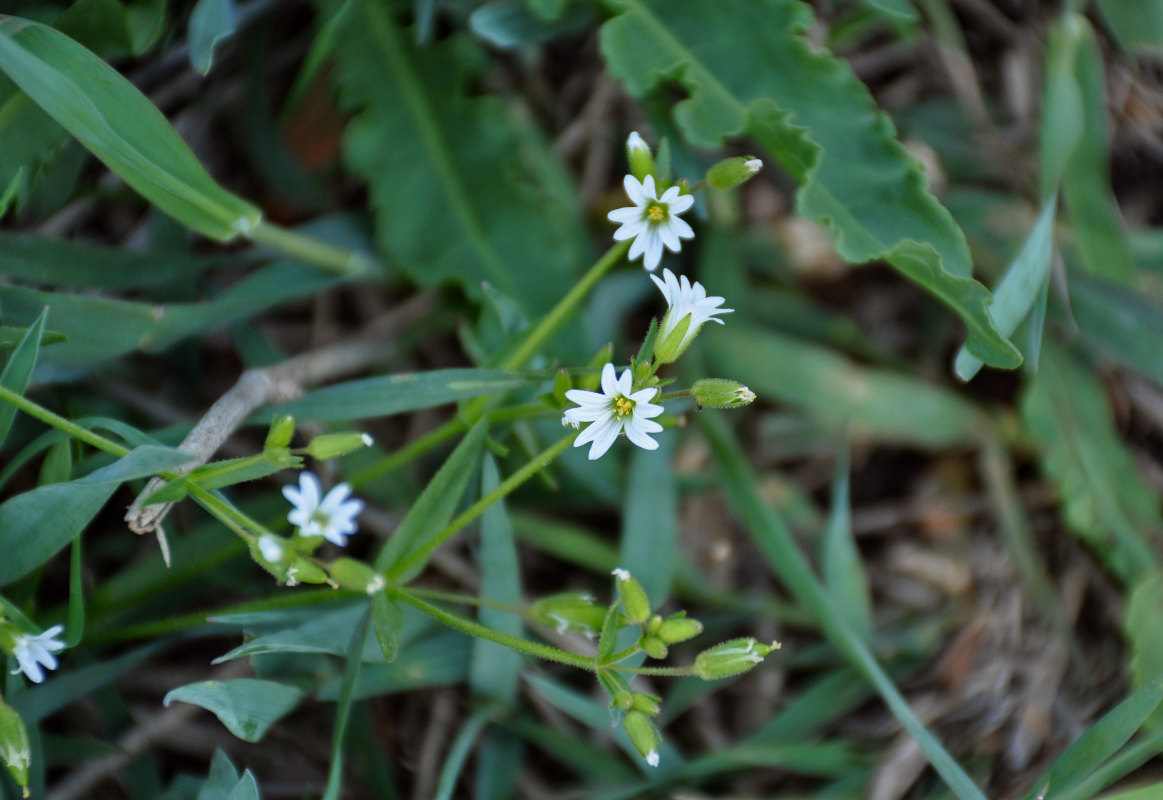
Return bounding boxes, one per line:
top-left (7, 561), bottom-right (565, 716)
top-left (469, 0), bottom-right (596, 48)
top-left (1069, 272), bottom-right (1163, 387)
top-left (370, 591), bottom-right (403, 663)
top-left (0, 306), bottom-right (46, 451)
top-left (328, 0), bottom-right (587, 312)
top-left (0, 77), bottom-right (70, 215)
top-left (1098, 0), bottom-right (1163, 54)
top-left (0, 697), bottom-right (31, 790)
top-left (264, 370), bottom-right (541, 423)
top-left (1020, 343), bottom-right (1161, 584)
top-left (706, 323), bottom-right (985, 448)
top-left (0, 15), bottom-right (261, 240)
top-left (0, 444), bottom-right (192, 586)
top-left (378, 420), bottom-right (489, 579)
top-left (434, 710), bottom-right (490, 800)
top-left (212, 604), bottom-right (373, 663)
top-left (862, 0), bottom-right (917, 22)
top-left (0, 260), bottom-right (343, 370)
top-left (470, 456), bottom-right (524, 707)
top-left (163, 679), bottom-right (305, 743)
top-left (1125, 572), bottom-right (1163, 730)
top-left (619, 440), bottom-right (676, 606)
top-left (600, 0), bottom-right (1018, 369)
top-left (955, 196), bottom-right (1056, 381)
top-left (821, 441), bottom-right (872, 641)
top-left (321, 630), bottom-right (471, 700)
top-left (1023, 672), bottom-right (1163, 800)
top-left (322, 605), bottom-right (370, 800)
top-left (54, 0), bottom-right (168, 59)
top-left (197, 750), bottom-right (239, 800)
top-left (189, 0), bottom-right (235, 76)
top-left (0, 326), bottom-right (66, 350)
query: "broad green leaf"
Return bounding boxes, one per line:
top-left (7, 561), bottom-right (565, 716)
top-left (378, 420), bottom-right (489, 579)
top-left (955, 196), bottom-right (1056, 381)
top-left (0, 232), bottom-right (229, 290)
top-left (0, 307), bottom-right (46, 451)
top-left (470, 456), bottom-right (524, 707)
top-left (700, 413), bottom-right (986, 800)
top-left (1020, 343), bottom-right (1161, 584)
top-left (0, 260), bottom-right (343, 370)
top-left (1043, 14), bottom-right (1134, 283)
top-left (1069, 272), bottom-right (1163, 387)
top-left (600, 0), bottom-right (1019, 369)
top-left (328, 0), bottom-right (587, 312)
top-left (707, 324), bottom-right (985, 448)
top-left (189, 0), bottom-right (235, 75)
top-left (164, 679), bottom-right (305, 743)
top-left (212, 604), bottom-right (373, 663)
top-left (1125, 572), bottom-right (1163, 729)
top-left (0, 444), bottom-right (192, 587)
top-left (321, 630), bottom-right (471, 701)
top-left (0, 15), bottom-right (261, 240)
top-left (54, 0), bottom-right (167, 58)
top-left (619, 440), bottom-right (676, 606)
top-left (1022, 672), bottom-right (1163, 800)
top-left (197, 750), bottom-right (240, 800)
top-left (264, 370), bottom-right (541, 423)
top-left (1097, 0), bottom-right (1163, 54)
top-left (821, 442), bottom-right (872, 641)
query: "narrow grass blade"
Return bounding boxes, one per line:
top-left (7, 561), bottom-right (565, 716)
top-left (189, 0), bottom-right (235, 76)
top-left (322, 604), bottom-right (370, 800)
top-left (619, 440), bottom-right (677, 605)
top-left (821, 440), bottom-right (872, 641)
top-left (701, 414), bottom-right (986, 800)
top-left (0, 307), bottom-right (46, 451)
top-left (434, 710), bottom-right (490, 800)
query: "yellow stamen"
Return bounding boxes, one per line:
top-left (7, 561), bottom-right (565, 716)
top-left (647, 203), bottom-right (666, 223)
top-left (614, 396), bottom-right (635, 419)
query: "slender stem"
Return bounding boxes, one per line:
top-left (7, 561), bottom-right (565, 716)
top-left (462, 241), bottom-right (630, 422)
top-left (349, 418), bottom-right (465, 489)
top-left (0, 385), bottom-right (129, 457)
top-left (611, 665), bottom-right (695, 677)
top-left (388, 431), bottom-right (578, 579)
top-left (249, 221), bottom-right (378, 277)
top-left (604, 644), bottom-right (642, 664)
top-left (407, 586), bottom-right (527, 616)
top-left (392, 588), bottom-right (596, 669)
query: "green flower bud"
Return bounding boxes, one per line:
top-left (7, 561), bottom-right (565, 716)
top-left (705, 156), bottom-right (763, 190)
top-left (691, 379), bottom-right (756, 410)
top-left (329, 557), bottom-right (385, 595)
top-left (0, 699), bottom-right (30, 791)
top-left (612, 568), bottom-right (651, 625)
top-left (693, 637), bottom-right (780, 680)
top-left (611, 690), bottom-right (634, 711)
top-left (265, 414), bottom-right (296, 450)
top-left (631, 692), bottom-right (662, 716)
top-left (552, 369), bottom-right (572, 407)
top-left (530, 593), bottom-right (608, 638)
top-left (623, 711), bottom-right (661, 768)
top-left (283, 557), bottom-right (330, 587)
top-left (652, 314), bottom-right (692, 365)
top-left (641, 635), bottom-right (668, 660)
top-left (304, 431), bottom-right (374, 460)
top-left (657, 611), bottom-right (703, 645)
top-left (626, 131), bottom-right (655, 182)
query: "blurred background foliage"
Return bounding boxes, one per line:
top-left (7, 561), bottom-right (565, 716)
top-left (3, 0), bottom-right (1163, 798)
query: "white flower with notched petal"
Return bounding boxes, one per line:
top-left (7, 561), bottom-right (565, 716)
top-left (651, 268), bottom-right (733, 363)
top-left (563, 363), bottom-right (665, 460)
top-left (608, 174), bottom-right (695, 271)
top-left (10, 625), bottom-right (65, 684)
top-left (282, 471), bottom-right (364, 547)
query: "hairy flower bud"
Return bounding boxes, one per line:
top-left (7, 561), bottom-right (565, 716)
top-left (640, 635), bottom-right (669, 660)
top-left (530, 593), bottom-right (608, 638)
top-left (631, 692), bottom-right (662, 716)
top-left (304, 431), bottom-right (374, 460)
top-left (623, 711), bottom-right (661, 767)
top-left (657, 612), bottom-right (703, 645)
top-left (705, 156), bottom-right (762, 190)
top-left (626, 131), bottom-right (656, 182)
top-left (265, 414), bottom-right (296, 450)
top-left (691, 378), bottom-right (756, 409)
top-left (612, 568), bottom-right (651, 625)
top-left (693, 637), bottom-right (780, 680)
top-left (329, 557), bottom-right (385, 595)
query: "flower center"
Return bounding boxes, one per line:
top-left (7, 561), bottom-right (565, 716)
top-left (310, 510), bottom-right (332, 527)
top-left (646, 202), bottom-right (667, 223)
top-left (614, 395), bottom-right (636, 419)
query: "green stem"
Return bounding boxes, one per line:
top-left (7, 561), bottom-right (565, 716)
top-left (408, 586), bottom-right (526, 616)
top-left (611, 665), bottom-right (695, 677)
top-left (250, 221), bottom-right (378, 277)
top-left (0, 385), bottom-right (129, 457)
top-left (388, 431), bottom-right (578, 580)
top-left (392, 588), bottom-right (595, 669)
top-left (462, 240), bottom-right (630, 421)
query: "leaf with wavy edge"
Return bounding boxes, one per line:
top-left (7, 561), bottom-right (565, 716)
top-left (600, 0), bottom-right (1020, 369)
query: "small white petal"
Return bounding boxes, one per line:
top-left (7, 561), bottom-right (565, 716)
top-left (668, 193), bottom-right (694, 214)
top-left (646, 750), bottom-right (660, 768)
top-left (599, 363), bottom-right (620, 397)
top-left (612, 567), bottom-right (632, 581)
top-left (586, 417), bottom-right (622, 460)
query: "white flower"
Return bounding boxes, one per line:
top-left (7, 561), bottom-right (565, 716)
top-left (563, 364), bottom-right (665, 460)
top-left (10, 625), bottom-right (65, 684)
top-left (651, 268), bottom-right (732, 361)
top-left (608, 174), bottom-right (695, 271)
top-left (282, 471), bottom-right (364, 547)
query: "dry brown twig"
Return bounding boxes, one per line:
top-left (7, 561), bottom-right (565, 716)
top-left (124, 292), bottom-right (436, 555)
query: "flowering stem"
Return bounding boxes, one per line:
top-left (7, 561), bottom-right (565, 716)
top-left (249, 221), bottom-right (379, 277)
top-left (611, 665), bottom-right (695, 677)
top-left (391, 588), bottom-right (595, 669)
top-left (388, 430), bottom-right (578, 580)
top-left (408, 586), bottom-right (527, 616)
